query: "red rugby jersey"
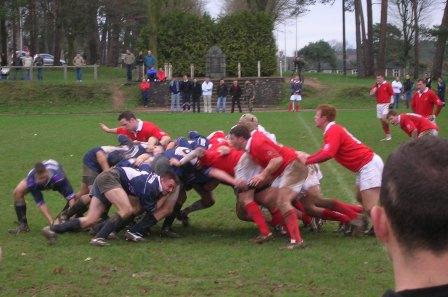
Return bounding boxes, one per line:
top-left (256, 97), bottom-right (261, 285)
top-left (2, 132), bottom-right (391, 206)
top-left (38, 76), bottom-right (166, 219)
top-left (371, 81), bottom-right (393, 104)
top-left (200, 147), bottom-right (244, 176)
top-left (411, 88), bottom-right (443, 118)
top-left (116, 120), bottom-right (167, 141)
top-left (399, 113), bottom-right (438, 137)
top-left (246, 131), bottom-right (297, 178)
top-left (306, 122), bottom-right (374, 172)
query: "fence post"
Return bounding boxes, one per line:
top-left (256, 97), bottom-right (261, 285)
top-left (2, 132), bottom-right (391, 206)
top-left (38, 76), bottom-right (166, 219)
top-left (94, 64), bottom-right (98, 80)
top-left (237, 63), bottom-right (241, 78)
top-left (164, 63), bottom-right (168, 78)
top-left (279, 61), bottom-right (283, 77)
top-left (190, 64), bottom-right (194, 79)
top-left (63, 64), bottom-right (67, 81)
top-left (168, 63), bottom-right (173, 80)
top-left (257, 61), bottom-right (261, 77)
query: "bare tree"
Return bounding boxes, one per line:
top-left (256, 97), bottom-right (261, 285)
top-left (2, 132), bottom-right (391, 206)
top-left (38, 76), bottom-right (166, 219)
top-left (431, 0), bottom-right (448, 79)
top-left (377, 0), bottom-right (388, 76)
top-left (412, 0), bottom-right (419, 78)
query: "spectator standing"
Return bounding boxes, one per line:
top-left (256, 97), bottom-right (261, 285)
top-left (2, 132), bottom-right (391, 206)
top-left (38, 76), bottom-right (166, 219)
top-left (123, 49), bottom-right (135, 82)
top-left (157, 68), bottom-right (166, 82)
top-left (139, 79), bottom-right (151, 108)
top-left (180, 75), bottom-right (192, 111)
top-left (371, 137), bottom-right (448, 297)
top-left (402, 74), bottom-right (413, 109)
top-left (437, 77), bottom-right (446, 106)
top-left (201, 77), bottom-right (213, 113)
top-left (144, 50), bottom-right (156, 73)
top-left (191, 78), bottom-right (202, 113)
top-left (22, 53), bottom-right (33, 80)
top-left (229, 80), bottom-right (242, 113)
top-left (169, 77), bottom-right (181, 112)
top-left (424, 72), bottom-right (432, 89)
top-left (73, 53), bottom-right (85, 82)
top-left (33, 54), bottom-right (44, 81)
top-left (11, 53), bottom-right (22, 80)
top-left (216, 79), bottom-right (228, 113)
top-left (136, 51), bottom-right (144, 81)
top-left (391, 77), bottom-right (403, 109)
top-left (243, 80), bottom-right (255, 112)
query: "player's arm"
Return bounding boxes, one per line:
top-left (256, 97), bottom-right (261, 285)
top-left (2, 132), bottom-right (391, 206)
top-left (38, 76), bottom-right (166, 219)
top-left (54, 179), bottom-right (77, 207)
top-left (134, 153), bottom-right (151, 166)
top-left (305, 130), bottom-right (340, 165)
top-left (410, 129), bottom-right (418, 139)
top-left (153, 185), bottom-right (180, 220)
top-left (175, 148), bottom-right (205, 166)
top-left (250, 156), bottom-right (283, 187)
top-left (431, 93), bottom-right (444, 117)
top-left (99, 123), bottom-right (117, 134)
top-left (95, 150), bottom-right (110, 171)
top-left (369, 84), bottom-right (378, 96)
top-left (145, 136), bottom-right (159, 151)
top-left (207, 168), bottom-right (246, 189)
top-left (30, 190), bottom-right (53, 224)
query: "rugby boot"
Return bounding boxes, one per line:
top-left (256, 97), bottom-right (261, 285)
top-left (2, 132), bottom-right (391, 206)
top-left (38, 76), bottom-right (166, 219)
top-left (251, 232), bottom-right (273, 244)
top-left (8, 223), bottom-right (30, 235)
top-left (160, 227), bottom-right (180, 238)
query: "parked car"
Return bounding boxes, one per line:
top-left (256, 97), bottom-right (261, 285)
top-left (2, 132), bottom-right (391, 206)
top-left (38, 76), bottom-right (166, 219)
top-left (33, 53), bottom-right (66, 66)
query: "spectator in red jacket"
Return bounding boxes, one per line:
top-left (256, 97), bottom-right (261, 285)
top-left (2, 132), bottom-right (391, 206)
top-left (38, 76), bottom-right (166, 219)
top-left (157, 68), bottom-right (166, 82)
top-left (139, 79), bottom-right (151, 107)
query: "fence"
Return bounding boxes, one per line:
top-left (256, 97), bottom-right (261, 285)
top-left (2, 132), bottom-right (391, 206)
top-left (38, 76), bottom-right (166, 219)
top-left (0, 65), bottom-right (99, 81)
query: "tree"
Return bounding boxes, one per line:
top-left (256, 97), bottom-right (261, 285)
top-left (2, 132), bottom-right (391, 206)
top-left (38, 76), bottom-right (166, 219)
top-left (372, 23), bottom-right (402, 67)
top-left (377, 0), bottom-right (388, 76)
top-left (431, 1), bottom-right (448, 79)
top-left (412, 0), bottom-right (419, 78)
top-left (299, 40), bottom-right (336, 72)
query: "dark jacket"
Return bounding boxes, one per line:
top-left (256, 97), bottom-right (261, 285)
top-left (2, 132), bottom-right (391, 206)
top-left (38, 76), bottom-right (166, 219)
top-left (136, 54), bottom-right (144, 66)
top-left (191, 82), bottom-right (202, 99)
top-left (403, 79), bottom-right (413, 92)
top-left (169, 80), bottom-right (180, 94)
top-left (229, 85), bottom-right (242, 98)
top-left (438, 80), bottom-right (446, 100)
top-left (217, 83), bottom-right (228, 97)
top-left (180, 80), bottom-right (192, 94)
top-left (34, 56), bottom-right (44, 67)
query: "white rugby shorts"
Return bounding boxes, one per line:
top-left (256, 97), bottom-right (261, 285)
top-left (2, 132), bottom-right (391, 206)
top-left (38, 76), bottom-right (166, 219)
top-left (290, 94), bottom-right (302, 101)
top-left (356, 154), bottom-right (384, 191)
top-left (235, 153), bottom-right (262, 182)
top-left (300, 164), bottom-right (323, 193)
top-left (376, 103), bottom-right (390, 119)
top-left (271, 160), bottom-right (307, 193)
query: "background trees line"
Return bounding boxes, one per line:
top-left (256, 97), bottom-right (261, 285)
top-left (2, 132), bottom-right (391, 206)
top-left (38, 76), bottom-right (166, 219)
top-left (0, 0), bottom-right (446, 78)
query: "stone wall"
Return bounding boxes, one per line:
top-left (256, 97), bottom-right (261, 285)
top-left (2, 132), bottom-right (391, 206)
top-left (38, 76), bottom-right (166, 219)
top-left (145, 77), bottom-right (285, 108)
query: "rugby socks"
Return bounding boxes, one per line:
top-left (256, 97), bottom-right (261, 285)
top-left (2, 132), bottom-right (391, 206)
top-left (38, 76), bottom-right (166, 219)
top-left (183, 200), bottom-right (212, 215)
top-left (245, 201), bottom-right (270, 236)
top-left (269, 208), bottom-right (284, 227)
top-left (321, 209), bottom-right (350, 224)
top-left (14, 202), bottom-right (28, 225)
top-left (292, 200), bottom-right (312, 225)
top-left (95, 214), bottom-right (125, 239)
top-left (294, 103), bottom-right (300, 112)
top-left (52, 218), bottom-right (81, 233)
top-left (130, 212), bottom-right (158, 235)
top-left (288, 102), bottom-right (293, 112)
top-left (332, 200), bottom-right (359, 221)
top-left (347, 204), bottom-right (364, 213)
top-left (64, 201), bottom-right (88, 218)
top-left (162, 203), bottom-right (182, 229)
top-left (381, 120), bottom-right (390, 135)
top-left (284, 209), bottom-right (302, 243)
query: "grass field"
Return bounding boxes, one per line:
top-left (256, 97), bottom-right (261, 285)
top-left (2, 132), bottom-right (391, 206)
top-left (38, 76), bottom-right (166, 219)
top-left (0, 72), bottom-right (447, 296)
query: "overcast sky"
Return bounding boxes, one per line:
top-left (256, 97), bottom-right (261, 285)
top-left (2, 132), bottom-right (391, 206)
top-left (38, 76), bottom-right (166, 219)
top-left (205, 0), bottom-right (445, 56)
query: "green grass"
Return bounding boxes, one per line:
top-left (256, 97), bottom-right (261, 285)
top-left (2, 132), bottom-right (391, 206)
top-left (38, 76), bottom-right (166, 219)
top-left (0, 110), bottom-right (447, 296)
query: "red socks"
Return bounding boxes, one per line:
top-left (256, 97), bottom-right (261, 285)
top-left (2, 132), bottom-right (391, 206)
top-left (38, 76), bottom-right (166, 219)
top-left (294, 103), bottom-right (300, 112)
top-left (321, 209), bottom-right (350, 223)
top-left (347, 204), bottom-right (364, 213)
top-left (288, 102), bottom-right (293, 111)
top-left (332, 200), bottom-right (359, 221)
top-left (284, 209), bottom-right (302, 243)
top-left (293, 200), bottom-right (312, 225)
top-left (269, 208), bottom-right (284, 227)
top-left (381, 120), bottom-right (390, 135)
top-left (245, 202), bottom-right (270, 236)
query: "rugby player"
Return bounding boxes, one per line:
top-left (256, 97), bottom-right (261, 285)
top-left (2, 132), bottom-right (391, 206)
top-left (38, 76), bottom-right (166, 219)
top-left (9, 160), bottom-right (76, 234)
top-left (387, 110), bottom-right (439, 139)
top-left (297, 105), bottom-right (383, 226)
top-left (369, 74), bottom-right (394, 141)
top-left (99, 111), bottom-right (171, 149)
top-left (411, 79), bottom-right (443, 122)
top-left (229, 125), bottom-right (309, 249)
top-left (42, 166), bottom-right (178, 246)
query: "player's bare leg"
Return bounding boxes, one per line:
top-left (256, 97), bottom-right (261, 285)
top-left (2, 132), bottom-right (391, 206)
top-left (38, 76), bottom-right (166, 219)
top-left (9, 180), bottom-right (30, 234)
